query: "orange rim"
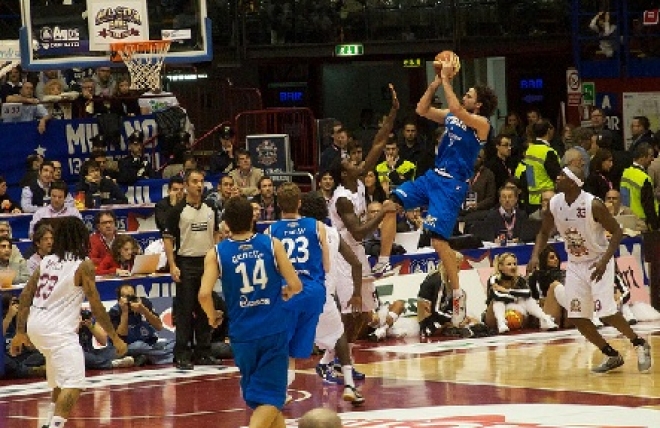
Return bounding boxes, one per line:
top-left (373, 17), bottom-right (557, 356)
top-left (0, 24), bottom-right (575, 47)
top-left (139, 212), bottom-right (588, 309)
top-left (110, 40), bottom-right (171, 62)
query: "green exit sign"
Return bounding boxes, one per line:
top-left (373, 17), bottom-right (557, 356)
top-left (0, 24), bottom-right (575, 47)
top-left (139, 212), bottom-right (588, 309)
top-left (335, 43), bottom-right (364, 56)
top-left (403, 58), bottom-right (422, 67)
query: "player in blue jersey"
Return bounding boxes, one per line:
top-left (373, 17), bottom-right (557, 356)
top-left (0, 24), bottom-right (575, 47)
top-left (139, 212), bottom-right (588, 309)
top-left (266, 182), bottom-right (329, 398)
top-left (374, 53), bottom-right (498, 327)
top-left (199, 196), bottom-right (302, 428)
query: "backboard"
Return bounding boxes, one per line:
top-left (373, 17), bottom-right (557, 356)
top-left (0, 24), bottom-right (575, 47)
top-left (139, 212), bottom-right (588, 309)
top-left (19, 0), bottom-right (211, 70)
top-left (0, 40), bottom-right (21, 78)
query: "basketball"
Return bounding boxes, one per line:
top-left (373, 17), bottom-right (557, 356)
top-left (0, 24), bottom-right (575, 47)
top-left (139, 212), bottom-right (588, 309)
top-left (434, 50), bottom-right (461, 77)
top-left (505, 309), bottom-right (525, 330)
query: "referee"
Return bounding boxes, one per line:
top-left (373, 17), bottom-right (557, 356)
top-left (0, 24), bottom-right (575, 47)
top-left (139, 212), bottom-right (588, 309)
top-left (163, 169), bottom-right (220, 370)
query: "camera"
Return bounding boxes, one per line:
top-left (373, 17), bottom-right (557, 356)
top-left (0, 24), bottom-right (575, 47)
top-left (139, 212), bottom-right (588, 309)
top-left (126, 295), bottom-right (139, 303)
top-left (81, 309), bottom-right (92, 320)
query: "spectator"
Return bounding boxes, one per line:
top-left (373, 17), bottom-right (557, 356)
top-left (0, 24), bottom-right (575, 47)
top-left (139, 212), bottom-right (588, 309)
top-left (485, 135), bottom-right (515, 193)
top-left (228, 149), bottom-right (263, 197)
top-left (21, 160), bottom-right (54, 213)
top-left (375, 138), bottom-right (416, 186)
top-left (529, 190), bottom-right (556, 224)
top-left (78, 308), bottom-right (134, 369)
top-left (363, 169), bottom-right (387, 205)
top-left (585, 148), bottom-right (614, 200)
top-left (363, 201), bottom-right (384, 257)
top-left (51, 160), bottom-right (63, 181)
top-left (35, 70), bottom-right (68, 100)
top-left (620, 143), bottom-right (659, 231)
top-left (397, 207), bottom-right (423, 233)
top-left (484, 252), bottom-right (557, 333)
top-left (89, 211), bottom-right (118, 266)
top-left (604, 189), bottom-right (646, 232)
top-left (319, 126), bottom-right (348, 171)
top-left (204, 175), bottom-right (234, 224)
top-left (18, 154), bottom-right (43, 188)
top-left (648, 148), bottom-right (660, 200)
top-left (26, 222), bottom-right (53, 276)
top-left (0, 235), bottom-right (29, 284)
top-left (92, 66), bottom-right (116, 97)
top-left (0, 221), bottom-right (25, 267)
top-left (91, 148), bottom-right (118, 181)
top-left (564, 128), bottom-right (592, 175)
top-left (155, 176), bottom-right (185, 232)
top-left (117, 131), bottom-right (153, 185)
top-left (417, 252), bottom-right (464, 337)
top-left (28, 180), bottom-right (82, 238)
top-left (2, 295), bottom-right (45, 379)
top-left (498, 111), bottom-right (526, 161)
top-left (563, 147), bottom-right (588, 178)
top-left (589, 11), bottom-right (617, 58)
top-left (398, 120), bottom-right (428, 170)
top-left (0, 177), bottom-right (21, 213)
top-left (71, 78), bottom-right (108, 118)
top-left (522, 119), bottom-right (562, 213)
top-left (252, 176), bottom-right (281, 221)
top-left (109, 76), bottom-right (140, 117)
top-left (0, 65), bottom-right (22, 102)
top-left (589, 108), bottom-right (622, 152)
top-left (318, 170), bottom-right (335, 205)
top-left (40, 78), bottom-right (78, 120)
top-left (76, 160), bottom-right (128, 207)
top-left (209, 125), bottom-right (236, 174)
top-left (96, 234), bottom-right (140, 276)
top-left (461, 148), bottom-right (496, 218)
top-left (347, 140), bottom-right (364, 169)
top-left (527, 245), bottom-right (568, 328)
top-left (109, 284), bottom-right (175, 366)
top-left (210, 291), bottom-right (233, 360)
top-left (472, 186), bottom-right (529, 244)
top-left (4, 82), bottom-right (51, 133)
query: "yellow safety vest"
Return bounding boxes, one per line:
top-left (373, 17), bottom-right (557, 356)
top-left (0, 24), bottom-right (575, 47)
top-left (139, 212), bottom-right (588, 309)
top-left (620, 165), bottom-right (659, 220)
top-left (376, 159), bottom-right (416, 183)
top-left (523, 142), bottom-right (557, 205)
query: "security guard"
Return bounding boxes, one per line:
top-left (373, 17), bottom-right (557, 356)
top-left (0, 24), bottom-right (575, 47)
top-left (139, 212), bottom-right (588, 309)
top-left (522, 119), bottom-right (561, 214)
top-left (620, 142), bottom-right (659, 231)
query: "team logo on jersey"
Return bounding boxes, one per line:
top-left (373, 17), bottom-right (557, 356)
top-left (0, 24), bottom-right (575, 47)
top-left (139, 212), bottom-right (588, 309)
top-left (570, 298), bottom-right (581, 313)
top-left (564, 228), bottom-right (589, 257)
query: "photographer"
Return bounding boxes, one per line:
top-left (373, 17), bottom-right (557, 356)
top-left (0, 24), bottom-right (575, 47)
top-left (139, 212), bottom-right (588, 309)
top-left (78, 307), bottom-right (134, 370)
top-left (2, 294), bottom-right (45, 378)
top-left (108, 284), bottom-right (174, 366)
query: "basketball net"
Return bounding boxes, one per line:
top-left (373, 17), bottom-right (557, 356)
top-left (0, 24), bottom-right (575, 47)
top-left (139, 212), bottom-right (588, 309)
top-left (110, 41), bottom-right (171, 90)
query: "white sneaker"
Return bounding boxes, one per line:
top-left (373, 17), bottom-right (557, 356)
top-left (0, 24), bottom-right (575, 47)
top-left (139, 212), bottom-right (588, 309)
top-left (622, 304), bottom-right (637, 325)
top-left (451, 289), bottom-right (467, 327)
top-left (636, 342), bottom-right (652, 373)
top-left (111, 356), bottom-right (134, 368)
top-left (498, 322), bottom-right (510, 334)
top-left (342, 385), bottom-right (365, 406)
top-left (540, 316), bottom-right (558, 331)
top-left (592, 316), bottom-right (604, 328)
top-left (372, 261), bottom-right (395, 278)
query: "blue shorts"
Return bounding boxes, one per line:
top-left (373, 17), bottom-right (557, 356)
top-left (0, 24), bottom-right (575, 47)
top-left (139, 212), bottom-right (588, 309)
top-left (231, 330), bottom-right (289, 410)
top-left (393, 170), bottom-right (468, 240)
top-left (284, 280), bottom-right (325, 358)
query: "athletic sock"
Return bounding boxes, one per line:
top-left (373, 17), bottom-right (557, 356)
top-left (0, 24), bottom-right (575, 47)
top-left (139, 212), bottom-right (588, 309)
top-left (50, 416), bottom-right (67, 427)
top-left (320, 350), bottom-right (335, 365)
top-left (378, 256), bottom-right (389, 264)
top-left (601, 344), bottom-right (619, 357)
top-left (342, 365), bottom-right (355, 387)
top-left (452, 288), bottom-right (464, 299)
top-left (631, 337), bottom-right (646, 347)
top-left (287, 369), bottom-right (295, 387)
top-left (388, 311), bottom-right (399, 326)
top-left (45, 403), bottom-right (56, 425)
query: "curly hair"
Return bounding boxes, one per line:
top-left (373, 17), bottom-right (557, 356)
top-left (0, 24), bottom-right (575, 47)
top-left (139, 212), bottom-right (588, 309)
top-left (474, 84), bottom-right (498, 118)
top-left (538, 245), bottom-right (561, 271)
top-left (110, 234), bottom-right (139, 264)
top-left (300, 191), bottom-right (328, 221)
top-left (50, 217), bottom-right (90, 261)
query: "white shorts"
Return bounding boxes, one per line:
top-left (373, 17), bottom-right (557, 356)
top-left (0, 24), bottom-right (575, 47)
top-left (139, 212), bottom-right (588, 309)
top-left (333, 244), bottom-right (378, 314)
top-left (565, 258), bottom-right (617, 319)
top-left (315, 292), bottom-right (344, 350)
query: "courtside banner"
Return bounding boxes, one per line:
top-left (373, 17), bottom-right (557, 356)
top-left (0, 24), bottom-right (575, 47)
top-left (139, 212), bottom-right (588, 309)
top-left (0, 116), bottom-right (159, 189)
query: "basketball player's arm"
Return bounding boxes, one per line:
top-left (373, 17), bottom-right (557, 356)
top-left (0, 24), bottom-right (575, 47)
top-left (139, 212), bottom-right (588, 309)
top-left (416, 76), bottom-right (450, 124)
top-left (336, 197), bottom-right (396, 241)
top-left (78, 260), bottom-right (127, 357)
top-left (591, 198), bottom-right (623, 281)
top-left (362, 84), bottom-right (400, 174)
top-left (317, 222), bottom-right (330, 273)
top-left (527, 208), bottom-right (556, 273)
top-left (274, 238), bottom-right (302, 300)
top-left (337, 235), bottom-right (362, 313)
top-left (9, 268), bottom-right (40, 356)
top-left (199, 248), bottom-right (222, 328)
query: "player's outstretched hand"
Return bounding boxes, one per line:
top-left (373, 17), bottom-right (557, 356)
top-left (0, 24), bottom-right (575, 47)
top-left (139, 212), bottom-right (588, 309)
top-left (389, 83), bottom-right (399, 110)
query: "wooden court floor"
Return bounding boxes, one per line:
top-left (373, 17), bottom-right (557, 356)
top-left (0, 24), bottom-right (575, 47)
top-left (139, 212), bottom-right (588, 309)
top-left (1, 323), bottom-right (659, 427)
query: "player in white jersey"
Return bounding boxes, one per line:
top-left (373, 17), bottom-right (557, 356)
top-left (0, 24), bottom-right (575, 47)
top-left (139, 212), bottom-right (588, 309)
top-left (300, 191), bottom-right (365, 405)
top-left (528, 166), bottom-right (651, 374)
top-left (10, 217), bottom-right (127, 428)
top-left (326, 85), bottom-right (398, 373)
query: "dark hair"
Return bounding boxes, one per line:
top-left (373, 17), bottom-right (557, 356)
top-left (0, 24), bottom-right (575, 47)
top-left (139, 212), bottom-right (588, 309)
top-left (94, 210), bottom-right (116, 226)
top-left (168, 176), bottom-right (184, 190)
top-left (633, 142), bottom-right (652, 160)
top-left (91, 149), bottom-right (107, 159)
top-left (299, 191), bottom-right (328, 221)
top-left (110, 234), bottom-right (139, 264)
top-left (115, 283), bottom-right (136, 301)
top-left (80, 159), bottom-right (100, 177)
top-left (532, 119), bottom-right (552, 138)
top-left (0, 235), bottom-right (11, 247)
top-left (258, 176), bottom-right (273, 189)
top-left (26, 154), bottom-right (42, 170)
top-left (49, 180), bottom-right (68, 195)
top-left (589, 148), bottom-right (613, 174)
top-left (40, 160), bottom-right (54, 172)
top-left (474, 84), bottom-right (498, 118)
top-left (539, 245), bottom-right (560, 271)
top-left (327, 156), bottom-right (344, 188)
top-left (347, 139), bottom-right (363, 153)
top-left (32, 222), bottom-right (53, 246)
top-left (223, 196), bottom-right (254, 233)
top-left (235, 149), bottom-right (250, 159)
top-left (50, 217), bottom-right (90, 261)
top-left (633, 115), bottom-right (650, 130)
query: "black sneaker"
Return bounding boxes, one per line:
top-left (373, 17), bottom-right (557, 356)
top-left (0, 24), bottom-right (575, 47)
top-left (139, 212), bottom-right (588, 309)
top-left (176, 359), bottom-right (194, 370)
top-left (196, 356), bottom-right (219, 365)
top-left (133, 355), bottom-right (149, 367)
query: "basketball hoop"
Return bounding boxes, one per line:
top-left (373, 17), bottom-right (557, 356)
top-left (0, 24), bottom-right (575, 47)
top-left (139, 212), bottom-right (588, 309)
top-left (110, 40), bottom-right (171, 90)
